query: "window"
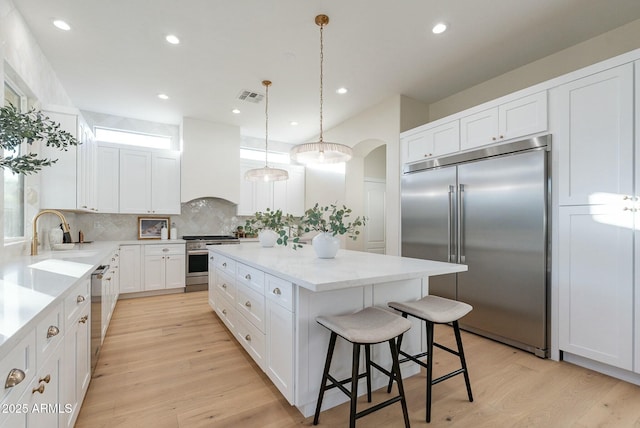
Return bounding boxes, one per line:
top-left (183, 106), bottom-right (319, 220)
top-left (240, 148), bottom-right (290, 164)
top-left (3, 82), bottom-right (26, 241)
top-left (94, 127), bottom-right (171, 149)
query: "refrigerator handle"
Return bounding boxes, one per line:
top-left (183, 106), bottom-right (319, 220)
top-left (459, 183), bottom-right (466, 263)
top-left (448, 185), bottom-right (455, 262)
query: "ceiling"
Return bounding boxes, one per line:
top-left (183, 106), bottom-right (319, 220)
top-left (12, 0), bottom-right (640, 144)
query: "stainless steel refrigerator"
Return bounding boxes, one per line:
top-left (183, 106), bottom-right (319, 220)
top-left (401, 135), bottom-right (550, 357)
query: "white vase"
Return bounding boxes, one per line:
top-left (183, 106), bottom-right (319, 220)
top-left (258, 229), bottom-right (279, 247)
top-left (312, 232), bottom-right (341, 259)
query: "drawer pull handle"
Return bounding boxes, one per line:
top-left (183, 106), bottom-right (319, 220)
top-left (222, 262), bottom-right (227, 268)
top-left (245, 334), bottom-right (251, 342)
top-left (39, 374), bottom-right (51, 384)
top-left (222, 309), bottom-right (227, 315)
top-left (272, 287), bottom-right (282, 296)
top-left (79, 315), bottom-right (89, 324)
top-left (32, 384), bottom-right (45, 394)
top-left (162, 248), bottom-right (169, 252)
top-left (222, 283), bottom-right (227, 289)
top-left (47, 325), bottom-right (60, 338)
top-left (245, 301), bottom-right (252, 308)
top-left (245, 274), bottom-right (251, 280)
top-left (76, 295), bottom-right (85, 303)
top-left (5, 368), bottom-right (25, 388)
top-left (210, 256), bottom-right (214, 260)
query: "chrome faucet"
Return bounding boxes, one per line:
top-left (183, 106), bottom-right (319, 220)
top-left (31, 209), bottom-right (71, 255)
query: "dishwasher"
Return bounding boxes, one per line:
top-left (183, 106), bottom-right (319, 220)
top-left (90, 264), bottom-right (109, 375)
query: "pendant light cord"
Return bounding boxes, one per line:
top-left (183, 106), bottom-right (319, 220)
top-left (318, 21), bottom-right (325, 149)
top-left (264, 81), bottom-right (269, 167)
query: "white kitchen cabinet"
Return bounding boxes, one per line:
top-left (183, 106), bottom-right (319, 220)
top-left (238, 160), bottom-right (305, 216)
top-left (119, 245), bottom-right (142, 294)
top-left (143, 244), bottom-right (185, 290)
top-left (401, 119), bottom-right (459, 164)
top-left (96, 144), bottom-right (120, 213)
top-left (208, 253), bottom-right (216, 310)
top-left (119, 149), bottom-right (181, 215)
top-left (40, 107), bottom-right (97, 212)
top-left (552, 64), bottom-right (633, 206)
top-left (460, 91), bottom-right (547, 151)
top-left (265, 274), bottom-right (294, 404)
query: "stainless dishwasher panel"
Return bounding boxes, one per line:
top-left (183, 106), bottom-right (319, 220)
top-left (90, 265), bottom-right (109, 375)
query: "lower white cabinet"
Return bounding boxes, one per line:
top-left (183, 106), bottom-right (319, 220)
top-left (265, 275), bottom-right (294, 404)
top-left (143, 244), bottom-right (185, 290)
top-left (119, 245), bottom-right (142, 294)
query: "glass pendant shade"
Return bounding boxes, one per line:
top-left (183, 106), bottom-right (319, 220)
top-left (290, 14), bottom-right (352, 166)
top-left (245, 80), bottom-right (289, 182)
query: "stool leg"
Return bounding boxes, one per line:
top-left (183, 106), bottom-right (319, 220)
top-left (349, 343), bottom-right (361, 428)
top-left (425, 321), bottom-right (434, 423)
top-left (387, 313), bottom-right (407, 393)
top-left (313, 332), bottom-right (338, 425)
top-left (365, 344), bottom-right (372, 403)
top-left (389, 336), bottom-right (411, 428)
top-left (453, 321), bottom-right (473, 403)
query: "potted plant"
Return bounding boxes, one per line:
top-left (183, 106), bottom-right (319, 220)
top-left (299, 203), bottom-right (366, 258)
top-left (0, 104), bottom-right (78, 175)
top-left (244, 208), bottom-right (296, 247)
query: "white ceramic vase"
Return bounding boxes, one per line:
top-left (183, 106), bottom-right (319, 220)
top-left (258, 229), bottom-right (279, 247)
top-left (312, 232), bottom-right (341, 259)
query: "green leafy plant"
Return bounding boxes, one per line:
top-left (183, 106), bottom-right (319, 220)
top-left (0, 104), bottom-right (79, 175)
top-left (244, 208), bottom-right (299, 246)
top-left (299, 203), bottom-right (366, 240)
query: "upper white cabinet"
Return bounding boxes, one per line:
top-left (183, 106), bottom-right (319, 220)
top-left (40, 108), bottom-right (97, 212)
top-left (460, 91), bottom-right (547, 151)
top-left (552, 64), bottom-right (634, 206)
top-left (96, 144), bottom-right (120, 213)
top-left (401, 119), bottom-right (459, 164)
top-left (238, 160), bottom-right (305, 216)
top-left (119, 148), bottom-right (181, 215)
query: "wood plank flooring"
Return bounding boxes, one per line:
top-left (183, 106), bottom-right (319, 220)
top-left (76, 291), bottom-right (640, 427)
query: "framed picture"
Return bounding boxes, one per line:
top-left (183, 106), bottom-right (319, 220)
top-left (138, 217), bottom-right (170, 240)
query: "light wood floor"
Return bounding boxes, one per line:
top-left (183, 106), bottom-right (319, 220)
top-left (76, 291), bottom-right (640, 428)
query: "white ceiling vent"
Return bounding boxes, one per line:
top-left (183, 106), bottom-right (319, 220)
top-left (237, 89), bottom-right (264, 103)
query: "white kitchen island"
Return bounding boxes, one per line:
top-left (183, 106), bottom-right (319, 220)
top-left (207, 243), bottom-right (467, 417)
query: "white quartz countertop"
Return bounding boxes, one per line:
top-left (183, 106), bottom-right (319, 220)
top-left (208, 243), bottom-right (467, 292)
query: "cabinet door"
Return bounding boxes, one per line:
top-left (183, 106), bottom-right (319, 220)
top-left (144, 255), bottom-right (165, 290)
top-left (498, 91), bottom-right (547, 140)
top-left (119, 149), bottom-right (152, 214)
top-left (266, 301), bottom-right (294, 404)
top-left (460, 107), bottom-right (499, 151)
top-left (558, 205), bottom-right (633, 370)
top-left (152, 151), bottom-right (181, 214)
top-left (29, 345), bottom-right (62, 428)
top-left (208, 253), bottom-right (217, 309)
top-left (273, 165), bottom-right (305, 216)
top-left (402, 120), bottom-right (460, 164)
top-left (76, 122), bottom-right (97, 212)
top-left (552, 64), bottom-right (634, 205)
top-left (119, 245), bottom-right (142, 293)
top-left (164, 254), bottom-right (185, 289)
top-left (96, 145), bottom-right (120, 213)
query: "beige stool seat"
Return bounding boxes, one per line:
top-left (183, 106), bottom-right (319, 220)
top-left (388, 295), bottom-right (474, 423)
top-left (314, 307), bottom-right (412, 428)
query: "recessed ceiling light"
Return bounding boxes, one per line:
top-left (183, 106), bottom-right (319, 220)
top-left (53, 20), bottom-right (71, 31)
top-left (165, 34), bottom-right (180, 45)
top-left (336, 87), bottom-right (348, 95)
top-left (158, 93), bottom-right (169, 100)
top-left (232, 109), bottom-right (241, 114)
top-left (432, 22), bottom-right (447, 34)
top-left (290, 121), bottom-right (299, 126)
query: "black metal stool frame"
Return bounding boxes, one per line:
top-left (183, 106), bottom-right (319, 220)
top-left (387, 314), bottom-right (473, 423)
top-left (313, 331), bottom-right (411, 428)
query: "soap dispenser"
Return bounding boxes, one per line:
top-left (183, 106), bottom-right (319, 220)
top-left (160, 224), bottom-right (168, 240)
top-left (170, 222), bottom-right (177, 240)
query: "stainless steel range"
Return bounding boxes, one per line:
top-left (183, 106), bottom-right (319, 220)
top-left (184, 235), bottom-right (239, 292)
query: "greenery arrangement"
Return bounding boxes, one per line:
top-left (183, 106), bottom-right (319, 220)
top-left (244, 208), bottom-right (297, 246)
top-left (0, 104), bottom-right (78, 175)
top-left (299, 203), bottom-right (366, 240)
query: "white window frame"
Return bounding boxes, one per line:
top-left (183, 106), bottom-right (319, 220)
top-left (94, 126), bottom-right (172, 150)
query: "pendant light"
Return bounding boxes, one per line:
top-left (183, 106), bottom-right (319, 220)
top-left (290, 15), bottom-right (353, 165)
top-left (245, 80), bottom-right (289, 182)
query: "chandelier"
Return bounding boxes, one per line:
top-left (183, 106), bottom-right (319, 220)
top-left (290, 15), bottom-right (352, 165)
top-left (245, 80), bottom-right (289, 182)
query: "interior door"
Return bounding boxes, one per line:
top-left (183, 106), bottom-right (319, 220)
top-left (401, 166), bottom-right (457, 299)
top-left (364, 180), bottom-right (386, 254)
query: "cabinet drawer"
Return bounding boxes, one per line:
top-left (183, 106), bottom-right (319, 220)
top-left (214, 254), bottom-right (236, 274)
top-left (265, 274), bottom-right (294, 311)
top-left (237, 263), bottom-right (265, 295)
top-left (214, 290), bottom-right (236, 333)
top-left (144, 243), bottom-right (184, 256)
top-left (234, 311), bottom-right (265, 370)
top-left (36, 303), bottom-right (64, 363)
top-left (64, 278), bottom-right (90, 326)
top-left (0, 330), bottom-right (36, 405)
top-left (215, 269), bottom-right (236, 303)
top-left (236, 283), bottom-right (265, 332)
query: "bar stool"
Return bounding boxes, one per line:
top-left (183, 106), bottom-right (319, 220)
top-left (388, 295), bottom-right (473, 423)
top-left (313, 306), bottom-right (412, 428)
